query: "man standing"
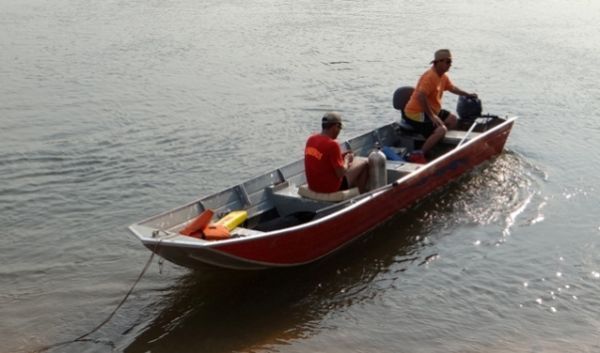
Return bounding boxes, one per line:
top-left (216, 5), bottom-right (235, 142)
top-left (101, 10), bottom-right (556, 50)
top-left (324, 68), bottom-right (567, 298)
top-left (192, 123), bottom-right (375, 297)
top-left (304, 112), bottom-right (369, 193)
top-left (403, 49), bottom-right (478, 163)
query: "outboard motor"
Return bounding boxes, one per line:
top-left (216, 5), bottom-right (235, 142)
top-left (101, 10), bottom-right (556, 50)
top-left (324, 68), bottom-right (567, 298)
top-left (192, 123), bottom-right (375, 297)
top-left (456, 95), bottom-right (482, 121)
top-left (368, 142), bottom-right (387, 191)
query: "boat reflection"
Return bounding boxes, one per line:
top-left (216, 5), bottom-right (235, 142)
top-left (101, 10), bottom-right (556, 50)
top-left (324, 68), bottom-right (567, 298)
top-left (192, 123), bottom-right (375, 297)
top-left (121, 208), bottom-right (431, 353)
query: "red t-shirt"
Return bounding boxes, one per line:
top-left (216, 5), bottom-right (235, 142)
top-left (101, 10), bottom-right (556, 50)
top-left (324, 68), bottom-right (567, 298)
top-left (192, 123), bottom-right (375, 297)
top-left (304, 134), bottom-right (344, 193)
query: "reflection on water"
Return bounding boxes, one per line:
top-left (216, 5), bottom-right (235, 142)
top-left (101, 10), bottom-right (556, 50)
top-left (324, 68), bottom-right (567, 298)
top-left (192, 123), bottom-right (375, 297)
top-left (400, 152), bottom-right (549, 248)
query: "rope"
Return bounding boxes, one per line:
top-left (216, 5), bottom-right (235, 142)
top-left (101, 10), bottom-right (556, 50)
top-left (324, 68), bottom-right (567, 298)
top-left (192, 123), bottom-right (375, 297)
top-left (30, 240), bottom-right (162, 353)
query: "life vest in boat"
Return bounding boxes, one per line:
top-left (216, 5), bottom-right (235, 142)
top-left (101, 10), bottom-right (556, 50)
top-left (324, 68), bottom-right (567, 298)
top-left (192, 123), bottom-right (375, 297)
top-left (180, 209), bottom-right (214, 237)
top-left (204, 210), bottom-right (248, 241)
top-left (202, 224), bottom-right (231, 240)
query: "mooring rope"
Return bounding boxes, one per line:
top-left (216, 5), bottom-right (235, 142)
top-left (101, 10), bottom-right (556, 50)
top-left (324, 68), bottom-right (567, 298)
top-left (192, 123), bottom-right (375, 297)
top-left (30, 239), bottom-right (162, 353)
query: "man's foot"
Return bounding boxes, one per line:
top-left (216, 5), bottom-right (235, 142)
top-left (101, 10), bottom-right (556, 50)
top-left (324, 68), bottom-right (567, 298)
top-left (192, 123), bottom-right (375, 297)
top-left (407, 150), bottom-right (427, 164)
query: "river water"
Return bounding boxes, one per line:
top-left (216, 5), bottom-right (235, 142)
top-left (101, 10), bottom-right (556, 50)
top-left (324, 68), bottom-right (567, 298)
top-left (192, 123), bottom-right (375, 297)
top-left (2, 0), bottom-right (600, 352)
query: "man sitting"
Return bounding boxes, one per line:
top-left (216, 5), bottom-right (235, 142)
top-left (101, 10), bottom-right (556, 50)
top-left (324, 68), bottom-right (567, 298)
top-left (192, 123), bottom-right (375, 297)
top-left (403, 49), bottom-right (478, 163)
top-left (304, 112), bottom-right (369, 194)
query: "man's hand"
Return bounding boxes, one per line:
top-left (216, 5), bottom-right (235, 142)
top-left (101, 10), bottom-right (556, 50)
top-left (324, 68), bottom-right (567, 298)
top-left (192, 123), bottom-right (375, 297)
top-left (344, 151), bottom-right (354, 165)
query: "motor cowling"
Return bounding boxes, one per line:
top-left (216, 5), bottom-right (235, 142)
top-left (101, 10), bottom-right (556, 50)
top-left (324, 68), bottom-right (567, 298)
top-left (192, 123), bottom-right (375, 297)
top-left (456, 95), bottom-right (482, 121)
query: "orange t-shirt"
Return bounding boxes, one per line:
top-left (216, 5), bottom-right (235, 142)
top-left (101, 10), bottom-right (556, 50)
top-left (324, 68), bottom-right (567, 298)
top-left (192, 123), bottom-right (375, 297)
top-left (404, 67), bottom-right (454, 120)
top-left (304, 134), bottom-right (344, 193)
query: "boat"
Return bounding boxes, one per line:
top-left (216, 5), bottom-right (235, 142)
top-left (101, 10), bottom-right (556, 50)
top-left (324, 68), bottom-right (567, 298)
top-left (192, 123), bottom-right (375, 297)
top-left (128, 88), bottom-right (517, 270)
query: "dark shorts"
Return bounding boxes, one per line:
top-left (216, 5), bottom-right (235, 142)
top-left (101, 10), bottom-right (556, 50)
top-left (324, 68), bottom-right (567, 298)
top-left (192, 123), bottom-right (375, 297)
top-left (403, 109), bottom-right (451, 137)
top-left (339, 176), bottom-right (349, 191)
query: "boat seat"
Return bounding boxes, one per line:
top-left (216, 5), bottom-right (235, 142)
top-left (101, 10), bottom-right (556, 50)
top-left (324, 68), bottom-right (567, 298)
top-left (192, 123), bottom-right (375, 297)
top-left (442, 130), bottom-right (481, 144)
top-left (297, 185), bottom-right (359, 202)
top-left (267, 181), bottom-right (332, 217)
top-left (393, 86), bottom-right (414, 113)
top-left (392, 86), bottom-right (418, 132)
top-left (396, 118), bottom-right (418, 133)
top-left (393, 124), bottom-right (481, 145)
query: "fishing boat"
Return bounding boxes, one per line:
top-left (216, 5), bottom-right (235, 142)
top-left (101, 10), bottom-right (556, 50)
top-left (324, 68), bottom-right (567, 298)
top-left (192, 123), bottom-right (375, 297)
top-left (128, 88), bottom-right (516, 270)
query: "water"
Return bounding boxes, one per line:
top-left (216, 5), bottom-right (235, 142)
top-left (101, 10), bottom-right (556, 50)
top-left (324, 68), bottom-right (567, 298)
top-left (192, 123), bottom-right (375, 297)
top-left (2, 0), bottom-right (600, 352)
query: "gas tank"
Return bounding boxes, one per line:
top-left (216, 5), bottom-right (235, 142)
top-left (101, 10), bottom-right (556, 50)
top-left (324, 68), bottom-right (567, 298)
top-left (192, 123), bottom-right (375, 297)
top-left (367, 143), bottom-right (387, 191)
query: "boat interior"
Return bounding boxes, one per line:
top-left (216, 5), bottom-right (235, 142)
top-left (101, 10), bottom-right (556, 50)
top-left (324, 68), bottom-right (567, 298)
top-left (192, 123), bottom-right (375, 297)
top-left (136, 115), bottom-right (506, 240)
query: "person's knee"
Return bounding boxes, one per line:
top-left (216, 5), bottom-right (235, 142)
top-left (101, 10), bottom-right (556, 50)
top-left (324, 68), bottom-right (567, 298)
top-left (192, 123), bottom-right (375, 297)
top-left (445, 114), bottom-right (458, 128)
top-left (434, 125), bottom-right (448, 136)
